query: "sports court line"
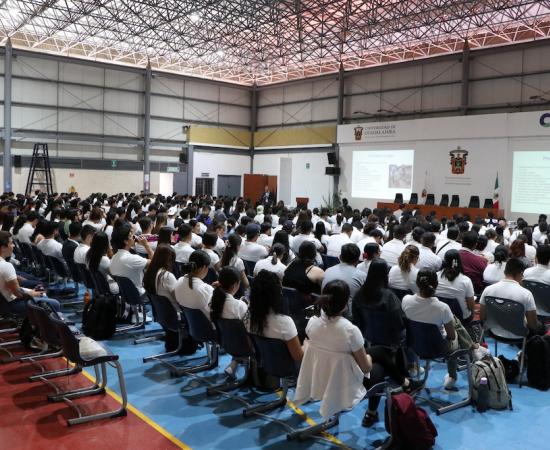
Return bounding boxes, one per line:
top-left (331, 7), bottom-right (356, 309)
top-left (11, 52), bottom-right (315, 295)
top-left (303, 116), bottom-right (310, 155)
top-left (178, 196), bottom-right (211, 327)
top-left (80, 368), bottom-right (192, 450)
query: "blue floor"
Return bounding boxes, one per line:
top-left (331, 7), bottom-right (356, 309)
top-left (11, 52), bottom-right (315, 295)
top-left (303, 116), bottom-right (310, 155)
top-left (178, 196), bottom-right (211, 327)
top-left (60, 296), bottom-right (550, 450)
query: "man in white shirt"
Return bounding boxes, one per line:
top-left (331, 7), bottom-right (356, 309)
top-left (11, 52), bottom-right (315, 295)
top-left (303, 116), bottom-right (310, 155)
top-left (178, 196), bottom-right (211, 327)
top-left (480, 258), bottom-right (542, 338)
top-left (36, 221), bottom-right (64, 261)
top-left (435, 227), bottom-right (462, 259)
top-left (326, 223), bottom-right (353, 258)
top-left (257, 223), bottom-right (273, 249)
top-left (16, 211), bottom-right (39, 244)
top-left (110, 223), bottom-right (153, 296)
top-left (523, 245), bottom-right (550, 285)
top-left (291, 221), bottom-right (322, 255)
top-left (416, 232), bottom-right (442, 271)
top-left (238, 224), bottom-right (268, 263)
top-left (73, 225), bottom-right (97, 265)
top-left (356, 229), bottom-right (383, 261)
top-left (380, 225), bottom-right (406, 267)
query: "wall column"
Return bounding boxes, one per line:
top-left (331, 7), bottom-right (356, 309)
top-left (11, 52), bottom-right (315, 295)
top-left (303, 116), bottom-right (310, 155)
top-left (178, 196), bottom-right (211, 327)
top-left (249, 83), bottom-right (258, 173)
top-left (3, 38), bottom-right (13, 192)
top-left (334, 63), bottom-right (345, 196)
top-left (143, 62), bottom-right (152, 192)
top-left (186, 144), bottom-right (194, 195)
top-left (460, 40), bottom-right (470, 116)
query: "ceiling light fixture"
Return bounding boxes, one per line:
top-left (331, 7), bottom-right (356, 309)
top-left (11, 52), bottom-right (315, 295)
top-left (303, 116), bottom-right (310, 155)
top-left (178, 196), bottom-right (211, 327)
top-left (189, 13), bottom-right (200, 23)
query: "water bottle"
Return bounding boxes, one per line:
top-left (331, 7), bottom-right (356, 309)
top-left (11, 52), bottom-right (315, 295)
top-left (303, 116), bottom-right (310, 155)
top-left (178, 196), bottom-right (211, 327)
top-left (477, 377), bottom-right (489, 412)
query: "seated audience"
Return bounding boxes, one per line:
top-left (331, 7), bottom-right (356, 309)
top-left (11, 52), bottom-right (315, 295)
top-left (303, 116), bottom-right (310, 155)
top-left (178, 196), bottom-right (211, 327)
top-left (238, 223), bottom-right (268, 263)
top-left (388, 244), bottom-right (419, 294)
top-left (459, 231), bottom-right (488, 294)
top-left (253, 243), bottom-right (287, 280)
top-left (174, 250), bottom-right (213, 319)
top-left (283, 241), bottom-right (324, 295)
top-left (416, 232), bottom-right (442, 271)
top-left (174, 224), bottom-right (194, 263)
top-left (483, 244), bottom-right (509, 285)
top-left (380, 224), bottom-right (406, 267)
top-left (523, 244), bottom-right (550, 285)
top-left (86, 231), bottom-right (118, 294)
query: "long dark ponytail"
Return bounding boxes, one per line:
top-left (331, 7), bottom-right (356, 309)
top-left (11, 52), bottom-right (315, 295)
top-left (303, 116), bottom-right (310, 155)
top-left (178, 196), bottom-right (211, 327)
top-left (210, 267), bottom-right (240, 322)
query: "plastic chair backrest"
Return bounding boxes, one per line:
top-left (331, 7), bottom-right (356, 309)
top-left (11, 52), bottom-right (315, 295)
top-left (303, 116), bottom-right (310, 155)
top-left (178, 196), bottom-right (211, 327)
top-left (406, 320), bottom-right (449, 359)
top-left (522, 280), bottom-right (550, 316)
top-left (90, 270), bottom-right (112, 296)
top-left (33, 246), bottom-right (51, 269)
top-left (425, 194), bottom-right (435, 205)
top-left (483, 198), bottom-right (493, 209)
top-left (440, 194), bottom-right (449, 206)
top-left (49, 256), bottom-right (70, 278)
top-left (181, 306), bottom-right (217, 343)
top-left (484, 296), bottom-right (530, 339)
top-left (357, 306), bottom-right (402, 347)
top-left (322, 254), bottom-right (340, 269)
top-left (394, 193), bottom-right (403, 204)
top-left (112, 275), bottom-right (143, 305)
top-left (390, 288), bottom-right (412, 301)
top-left (216, 318), bottom-right (254, 358)
top-left (0, 292), bottom-right (13, 315)
top-left (250, 334), bottom-right (296, 378)
top-left (49, 314), bottom-right (83, 364)
top-left (204, 267), bottom-right (218, 285)
top-left (77, 264), bottom-right (96, 290)
top-left (437, 296), bottom-right (464, 321)
top-left (18, 242), bottom-right (35, 263)
top-left (469, 196), bottom-right (480, 208)
top-left (409, 193), bottom-right (418, 204)
top-left (26, 300), bottom-right (60, 347)
top-left (243, 260), bottom-right (256, 276)
top-left (150, 294), bottom-right (181, 332)
top-left (65, 258), bottom-right (83, 283)
top-left (281, 286), bottom-right (305, 318)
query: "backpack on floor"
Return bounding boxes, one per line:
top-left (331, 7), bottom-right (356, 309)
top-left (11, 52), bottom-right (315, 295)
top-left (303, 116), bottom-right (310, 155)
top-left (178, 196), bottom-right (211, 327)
top-left (498, 355), bottom-right (520, 383)
top-left (384, 393), bottom-right (437, 450)
top-left (82, 294), bottom-right (117, 340)
top-left (472, 356), bottom-right (512, 410)
top-left (526, 335), bottom-right (550, 391)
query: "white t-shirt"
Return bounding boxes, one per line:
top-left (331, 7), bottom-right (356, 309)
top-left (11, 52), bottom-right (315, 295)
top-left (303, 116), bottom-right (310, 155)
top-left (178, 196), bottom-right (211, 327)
top-left (0, 256), bottom-right (18, 301)
top-left (257, 234), bottom-right (274, 248)
top-left (228, 255), bottom-right (246, 273)
top-left (203, 248), bottom-right (220, 269)
top-left (174, 241), bottom-right (194, 263)
top-left (73, 243), bottom-right (90, 265)
top-left (416, 246), bottom-right (442, 271)
top-left (37, 238), bottom-right (63, 260)
top-left (219, 293), bottom-right (248, 320)
top-left (483, 262), bottom-right (506, 285)
top-left (435, 272), bottom-right (474, 319)
top-left (16, 222), bottom-right (34, 244)
top-left (402, 294), bottom-right (454, 337)
top-left (155, 269), bottom-right (178, 307)
top-left (110, 249), bottom-right (148, 295)
top-left (253, 256), bottom-right (286, 280)
top-left (306, 312), bottom-right (364, 353)
top-left (480, 279), bottom-right (536, 338)
top-left (524, 264), bottom-right (550, 285)
top-left (247, 312), bottom-right (297, 341)
top-left (435, 239), bottom-right (462, 259)
top-left (326, 233), bottom-right (352, 258)
top-left (357, 260), bottom-right (372, 275)
top-left (380, 239), bottom-right (405, 267)
top-left (238, 240), bottom-right (268, 263)
top-left (291, 234), bottom-right (322, 255)
top-left (388, 265), bottom-right (419, 293)
top-left (174, 275), bottom-right (214, 320)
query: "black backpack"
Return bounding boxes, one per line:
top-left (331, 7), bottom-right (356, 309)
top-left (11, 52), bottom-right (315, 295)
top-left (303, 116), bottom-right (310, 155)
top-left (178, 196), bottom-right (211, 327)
top-left (526, 335), bottom-right (550, 391)
top-left (82, 294), bottom-right (117, 340)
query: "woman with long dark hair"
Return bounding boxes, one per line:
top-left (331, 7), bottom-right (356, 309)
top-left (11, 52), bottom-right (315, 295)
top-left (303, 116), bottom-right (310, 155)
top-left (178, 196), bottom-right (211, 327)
top-left (253, 243), bottom-right (287, 280)
top-left (272, 230), bottom-right (294, 264)
top-left (282, 241), bottom-right (324, 294)
top-left (483, 244), bottom-right (509, 285)
top-left (86, 231), bottom-right (118, 294)
top-left (220, 234), bottom-right (249, 289)
top-left (143, 244), bottom-right (178, 307)
top-left (388, 244), bottom-right (419, 293)
top-left (247, 270), bottom-right (303, 362)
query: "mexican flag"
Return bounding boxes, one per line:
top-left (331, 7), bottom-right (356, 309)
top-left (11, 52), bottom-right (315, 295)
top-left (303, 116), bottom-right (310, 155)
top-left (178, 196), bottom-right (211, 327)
top-left (493, 173), bottom-right (499, 209)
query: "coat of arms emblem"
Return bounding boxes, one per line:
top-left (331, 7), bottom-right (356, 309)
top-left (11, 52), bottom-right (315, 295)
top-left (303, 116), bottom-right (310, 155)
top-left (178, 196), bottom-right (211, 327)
top-left (354, 126), bottom-right (363, 141)
top-left (449, 146), bottom-right (468, 175)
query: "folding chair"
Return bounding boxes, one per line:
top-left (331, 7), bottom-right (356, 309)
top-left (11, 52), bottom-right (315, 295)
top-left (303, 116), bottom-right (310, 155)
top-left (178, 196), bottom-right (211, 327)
top-left (282, 286), bottom-right (308, 339)
top-left (482, 296), bottom-right (529, 387)
top-left (207, 318), bottom-right (255, 395)
top-left (407, 320), bottom-right (472, 415)
top-left (439, 194), bottom-right (449, 207)
top-left (204, 267), bottom-right (218, 285)
top-left (48, 315), bottom-right (127, 426)
top-left (523, 280), bottom-right (550, 318)
top-left (243, 259), bottom-right (256, 276)
top-left (321, 254), bottom-right (339, 269)
top-left (390, 288), bottom-right (412, 301)
top-left (356, 306), bottom-right (403, 347)
top-left (112, 275), bottom-right (148, 333)
top-left (450, 195), bottom-right (460, 207)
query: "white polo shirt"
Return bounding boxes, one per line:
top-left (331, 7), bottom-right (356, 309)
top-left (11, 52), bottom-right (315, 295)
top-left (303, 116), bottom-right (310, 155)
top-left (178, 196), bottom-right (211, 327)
top-left (416, 245), bottom-right (442, 271)
top-left (219, 293), bottom-right (248, 320)
top-left (435, 239), bottom-right (462, 258)
top-left (174, 275), bottom-right (214, 320)
top-left (37, 238), bottom-right (63, 260)
top-left (238, 240), bottom-right (268, 263)
top-left (306, 312), bottom-right (364, 353)
top-left (73, 243), bottom-right (90, 265)
top-left (110, 249), bottom-right (148, 295)
top-left (16, 222), bottom-right (34, 244)
top-left (203, 248), bottom-right (220, 269)
top-left (246, 312), bottom-right (297, 341)
top-left (402, 294), bottom-right (454, 337)
top-left (480, 279), bottom-right (536, 338)
top-left (388, 265), bottom-right (419, 293)
top-left (435, 272), bottom-right (474, 319)
top-left (253, 256), bottom-right (286, 280)
top-left (174, 241), bottom-right (194, 263)
top-left (326, 233), bottom-right (352, 258)
top-left (0, 256), bottom-right (18, 301)
top-left (380, 239), bottom-right (405, 267)
top-left (524, 264), bottom-right (550, 285)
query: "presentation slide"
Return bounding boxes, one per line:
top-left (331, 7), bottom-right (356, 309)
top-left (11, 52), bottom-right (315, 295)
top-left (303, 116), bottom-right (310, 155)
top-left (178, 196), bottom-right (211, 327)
top-left (511, 151), bottom-right (550, 214)
top-left (351, 149), bottom-right (415, 199)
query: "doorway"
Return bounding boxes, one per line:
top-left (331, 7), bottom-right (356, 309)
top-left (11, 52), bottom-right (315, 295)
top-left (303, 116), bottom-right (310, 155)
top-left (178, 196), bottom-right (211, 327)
top-left (217, 175), bottom-right (241, 198)
top-left (195, 177), bottom-right (214, 196)
top-left (172, 172), bottom-right (188, 195)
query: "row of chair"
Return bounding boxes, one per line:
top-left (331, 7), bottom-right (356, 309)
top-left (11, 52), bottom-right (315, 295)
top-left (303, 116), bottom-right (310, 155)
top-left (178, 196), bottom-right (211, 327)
top-left (394, 193), bottom-right (494, 209)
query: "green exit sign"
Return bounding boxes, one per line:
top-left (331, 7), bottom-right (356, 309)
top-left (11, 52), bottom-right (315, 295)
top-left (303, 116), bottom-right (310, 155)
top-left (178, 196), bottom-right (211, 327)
top-left (111, 160), bottom-right (117, 168)
top-left (306, 163), bottom-right (310, 169)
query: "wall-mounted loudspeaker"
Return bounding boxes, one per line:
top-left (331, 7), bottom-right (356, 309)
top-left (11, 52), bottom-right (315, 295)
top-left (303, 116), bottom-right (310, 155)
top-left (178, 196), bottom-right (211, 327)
top-left (14, 155), bottom-right (21, 168)
top-left (179, 150), bottom-right (188, 164)
top-left (325, 166), bottom-right (341, 175)
top-left (327, 152), bottom-right (337, 165)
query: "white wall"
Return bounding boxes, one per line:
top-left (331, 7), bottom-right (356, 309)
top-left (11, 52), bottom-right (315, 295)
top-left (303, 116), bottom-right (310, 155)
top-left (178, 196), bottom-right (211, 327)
top-left (192, 151), bottom-right (250, 196)
top-left (338, 111), bottom-right (550, 222)
top-left (253, 150), bottom-right (333, 209)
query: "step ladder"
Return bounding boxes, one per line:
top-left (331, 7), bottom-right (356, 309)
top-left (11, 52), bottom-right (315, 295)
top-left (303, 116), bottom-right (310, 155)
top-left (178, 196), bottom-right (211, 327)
top-left (25, 143), bottom-right (54, 196)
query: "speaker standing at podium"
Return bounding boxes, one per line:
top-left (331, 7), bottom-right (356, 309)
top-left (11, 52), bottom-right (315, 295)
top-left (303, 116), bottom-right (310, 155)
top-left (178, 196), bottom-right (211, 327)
top-left (260, 185), bottom-right (274, 206)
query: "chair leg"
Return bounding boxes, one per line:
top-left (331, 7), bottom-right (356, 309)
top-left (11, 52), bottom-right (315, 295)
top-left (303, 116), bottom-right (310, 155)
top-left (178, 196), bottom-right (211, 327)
top-left (243, 378), bottom-right (289, 418)
top-left (48, 364), bottom-right (104, 402)
top-left (286, 414), bottom-right (339, 441)
top-left (518, 338), bottom-right (527, 388)
top-left (29, 364), bottom-right (81, 382)
top-left (437, 354), bottom-right (473, 415)
top-left (206, 359), bottom-right (250, 396)
top-left (67, 361), bottom-right (127, 426)
top-left (171, 343), bottom-right (218, 377)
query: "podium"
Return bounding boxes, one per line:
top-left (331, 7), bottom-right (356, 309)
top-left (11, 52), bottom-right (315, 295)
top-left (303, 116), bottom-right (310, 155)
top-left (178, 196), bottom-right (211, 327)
top-left (296, 197), bottom-right (309, 208)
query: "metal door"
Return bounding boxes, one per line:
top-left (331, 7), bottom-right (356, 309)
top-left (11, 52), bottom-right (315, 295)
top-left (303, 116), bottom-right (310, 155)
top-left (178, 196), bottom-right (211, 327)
top-left (217, 175), bottom-right (241, 198)
top-left (195, 178), bottom-right (214, 196)
top-left (172, 172), bottom-right (188, 195)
